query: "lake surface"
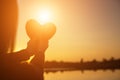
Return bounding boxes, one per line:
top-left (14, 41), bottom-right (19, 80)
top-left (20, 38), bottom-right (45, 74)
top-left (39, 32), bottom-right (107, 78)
top-left (44, 69), bottom-right (120, 80)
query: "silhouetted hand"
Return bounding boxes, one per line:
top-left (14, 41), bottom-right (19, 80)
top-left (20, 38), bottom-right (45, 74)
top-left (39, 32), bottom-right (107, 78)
top-left (25, 19), bottom-right (56, 55)
top-left (27, 39), bottom-right (48, 54)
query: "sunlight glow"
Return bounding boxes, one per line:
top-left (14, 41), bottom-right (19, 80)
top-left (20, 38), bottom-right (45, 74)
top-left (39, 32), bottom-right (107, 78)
top-left (37, 9), bottom-right (52, 24)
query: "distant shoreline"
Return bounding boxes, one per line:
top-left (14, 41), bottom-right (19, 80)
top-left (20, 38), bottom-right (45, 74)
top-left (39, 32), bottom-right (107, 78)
top-left (44, 58), bottom-right (120, 71)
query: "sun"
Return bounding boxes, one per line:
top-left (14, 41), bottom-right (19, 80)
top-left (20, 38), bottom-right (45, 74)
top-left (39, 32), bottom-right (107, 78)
top-left (37, 9), bottom-right (52, 24)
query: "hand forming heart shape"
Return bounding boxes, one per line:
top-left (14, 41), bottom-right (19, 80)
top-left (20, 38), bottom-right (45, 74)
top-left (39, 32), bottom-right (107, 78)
top-left (26, 19), bottom-right (56, 40)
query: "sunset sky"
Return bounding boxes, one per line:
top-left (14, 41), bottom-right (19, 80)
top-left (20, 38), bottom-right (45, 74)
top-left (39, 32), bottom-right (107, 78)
top-left (15, 0), bottom-right (120, 62)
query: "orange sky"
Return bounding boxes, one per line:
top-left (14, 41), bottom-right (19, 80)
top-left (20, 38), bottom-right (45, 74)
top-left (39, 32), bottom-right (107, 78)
top-left (15, 0), bottom-right (120, 62)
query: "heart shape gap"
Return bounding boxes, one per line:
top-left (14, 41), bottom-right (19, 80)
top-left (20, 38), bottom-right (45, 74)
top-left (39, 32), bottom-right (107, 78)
top-left (26, 19), bottom-right (56, 40)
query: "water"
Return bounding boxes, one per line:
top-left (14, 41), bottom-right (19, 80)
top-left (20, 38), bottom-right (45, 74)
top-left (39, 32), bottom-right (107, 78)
top-left (44, 70), bottom-right (120, 80)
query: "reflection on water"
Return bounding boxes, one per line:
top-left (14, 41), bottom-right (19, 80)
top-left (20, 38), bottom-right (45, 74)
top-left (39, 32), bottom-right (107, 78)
top-left (44, 69), bottom-right (120, 80)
